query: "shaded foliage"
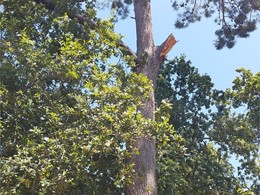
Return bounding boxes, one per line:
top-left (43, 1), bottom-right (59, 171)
top-left (104, 0), bottom-right (260, 49)
top-left (156, 56), bottom-right (259, 194)
top-left (171, 0), bottom-right (260, 49)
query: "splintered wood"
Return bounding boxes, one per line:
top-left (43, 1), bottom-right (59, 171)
top-left (160, 34), bottom-right (177, 58)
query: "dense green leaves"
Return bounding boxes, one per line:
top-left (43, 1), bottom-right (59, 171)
top-left (0, 1), bottom-right (259, 194)
top-left (156, 56), bottom-right (235, 194)
top-left (0, 1), bottom-right (182, 194)
top-left (0, 30), bottom-right (145, 194)
top-left (156, 56), bottom-right (259, 194)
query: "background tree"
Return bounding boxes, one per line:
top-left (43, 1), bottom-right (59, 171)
top-left (111, 0), bottom-right (260, 49)
top-left (210, 68), bottom-right (260, 194)
top-left (156, 56), bottom-right (259, 194)
top-left (172, 0), bottom-right (260, 49)
top-left (1, 0), bottom-right (259, 194)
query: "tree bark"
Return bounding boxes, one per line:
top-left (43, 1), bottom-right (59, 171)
top-left (125, 0), bottom-right (170, 194)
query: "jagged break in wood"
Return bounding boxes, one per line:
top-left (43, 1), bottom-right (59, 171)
top-left (160, 34), bottom-right (177, 58)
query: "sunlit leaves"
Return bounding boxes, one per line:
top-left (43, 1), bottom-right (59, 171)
top-left (0, 1), bottom-right (183, 194)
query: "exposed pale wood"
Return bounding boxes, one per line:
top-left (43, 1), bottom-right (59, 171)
top-left (160, 34), bottom-right (177, 58)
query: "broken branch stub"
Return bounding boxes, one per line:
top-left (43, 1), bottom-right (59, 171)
top-left (160, 34), bottom-right (177, 58)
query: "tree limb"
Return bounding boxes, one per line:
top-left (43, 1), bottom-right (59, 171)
top-left (34, 0), bottom-right (136, 58)
top-left (249, 0), bottom-right (260, 10)
top-left (159, 34), bottom-right (177, 59)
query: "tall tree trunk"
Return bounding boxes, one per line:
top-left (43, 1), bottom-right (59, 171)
top-left (125, 1), bottom-right (176, 194)
top-left (125, 0), bottom-right (169, 194)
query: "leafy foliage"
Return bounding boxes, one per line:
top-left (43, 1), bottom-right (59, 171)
top-left (156, 56), bottom-right (259, 194)
top-left (99, 0), bottom-right (260, 49)
top-left (0, 1), bottom-right (182, 194)
top-left (0, 1), bottom-right (258, 194)
top-left (210, 68), bottom-right (260, 194)
top-left (0, 28), bottom-right (145, 195)
top-left (172, 0), bottom-right (260, 49)
top-left (111, 0), bottom-right (132, 19)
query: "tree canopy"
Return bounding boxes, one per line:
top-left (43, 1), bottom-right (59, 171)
top-left (0, 0), bottom-right (259, 194)
top-left (108, 0), bottom-right (260, 49)
top-left (156, 56), bottom-right (259, 194)
top-left (0, 1), bottom-right (182, 194)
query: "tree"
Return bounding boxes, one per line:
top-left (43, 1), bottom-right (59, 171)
top-left (113, 0), bottom-right (259, 193)
top-left (0, 0), bottom-right (182, 194)
top-left (172, 0), bottom-right (260, 49)
top-left (156, 55), bottom-right (259, 194)
top-left (112, 0), bottom-right (260, 49)
top-left (210, 68), bottom-right (260, 194)
top-left (156, 56), bottom-right (234, 194)
top-left (0, 2), bottom-right (155, 192)
top-left (1, 1), bottom-right (259, 195)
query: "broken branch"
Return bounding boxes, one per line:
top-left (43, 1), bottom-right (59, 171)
top-left (159, 34), bottom-right (177, 58)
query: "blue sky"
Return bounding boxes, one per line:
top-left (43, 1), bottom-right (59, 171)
top-left (112, 1), bottom-right (260, 90)
top-left (105, 2), bottom-right (260, 178)
top-left (106, 1), bottom-right (259, 176)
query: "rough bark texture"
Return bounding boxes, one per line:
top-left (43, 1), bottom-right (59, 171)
top-left (125, 137), bottom-right (156, 195)
top-left (125, 0), bottom-right (165, 194)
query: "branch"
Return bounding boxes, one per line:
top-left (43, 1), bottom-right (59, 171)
top-left (221, 0), bottom-right (227, 26)
top-left (249, 0), bottom-right (260, 11)
top-left (34, 0), bottom-right (136, 58)
top-left (159, 34), bottom-right (177, 59)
